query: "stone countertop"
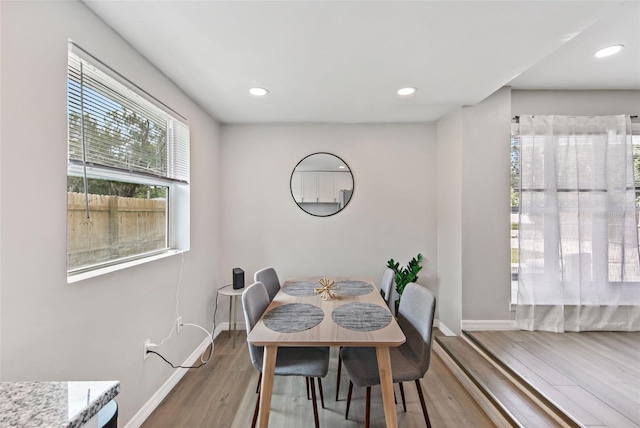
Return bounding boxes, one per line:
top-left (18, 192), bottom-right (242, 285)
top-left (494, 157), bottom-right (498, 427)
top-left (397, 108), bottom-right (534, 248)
top-left (0, 380), bottom-right (120, 428)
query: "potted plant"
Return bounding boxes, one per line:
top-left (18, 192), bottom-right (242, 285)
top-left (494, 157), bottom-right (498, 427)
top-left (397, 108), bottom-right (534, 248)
top-left (386, 253), bottom-right (424, 312)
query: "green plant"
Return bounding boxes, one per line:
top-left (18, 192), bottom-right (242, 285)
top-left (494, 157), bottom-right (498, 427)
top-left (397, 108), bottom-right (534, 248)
top-left (386, 253), bottom-right (424, 300)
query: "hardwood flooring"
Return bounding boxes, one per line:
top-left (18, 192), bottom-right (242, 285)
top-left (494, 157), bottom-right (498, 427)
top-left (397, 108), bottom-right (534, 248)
top-left (466, 330), bottom-right (640, 428)
top-left (141, 330), bottom-right (495, 427)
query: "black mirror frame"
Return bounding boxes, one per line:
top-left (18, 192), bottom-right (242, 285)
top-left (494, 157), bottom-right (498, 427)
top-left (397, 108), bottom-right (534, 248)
top-left (290, 152), bottom-right (354, 217)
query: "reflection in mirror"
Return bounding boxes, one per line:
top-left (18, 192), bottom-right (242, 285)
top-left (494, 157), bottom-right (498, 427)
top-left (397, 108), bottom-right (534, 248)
top-left (290, 153), bottom-right (354, 217)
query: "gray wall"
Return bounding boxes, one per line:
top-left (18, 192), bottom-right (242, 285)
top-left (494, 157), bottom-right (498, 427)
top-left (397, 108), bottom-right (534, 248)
top-left (0, 1), bottom-right (222, 424)
top-left (461, 87), bottom-right (512, 322)
top-left (512, 90), bottom-right (640, 117)
top-left (436, 87), bottom-right (512, 334)
top-left (436, 107), bottom-right (463, 334)
top-left (219, 123), bottom-right (438, 307)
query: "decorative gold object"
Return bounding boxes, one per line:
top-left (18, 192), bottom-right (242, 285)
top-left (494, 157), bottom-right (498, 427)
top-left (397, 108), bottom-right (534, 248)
top-left (315, 277), bottom-right (339, 300)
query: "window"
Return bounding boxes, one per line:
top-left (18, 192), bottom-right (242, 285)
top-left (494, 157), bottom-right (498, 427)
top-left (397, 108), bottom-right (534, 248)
top-left (67, 43), bottom-right (190, 278)
top-left (510, 124), bottom-right (520, 304)
top-left (510, 118), bottom-right (640, 304)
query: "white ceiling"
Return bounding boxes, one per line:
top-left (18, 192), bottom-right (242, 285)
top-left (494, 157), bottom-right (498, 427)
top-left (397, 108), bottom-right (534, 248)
top-left (84, 1), bottom-right (639, 124)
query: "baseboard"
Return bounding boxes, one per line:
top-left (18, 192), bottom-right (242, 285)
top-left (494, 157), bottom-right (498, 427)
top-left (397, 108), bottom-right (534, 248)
top-left (461, 320), bottom-right (517, 331)
top-left (435, 319), bottom-right (457, 336)
top-left (124, 323), bottom-right (237, 428)
top-left (215, 321), bottom-right (247, 334)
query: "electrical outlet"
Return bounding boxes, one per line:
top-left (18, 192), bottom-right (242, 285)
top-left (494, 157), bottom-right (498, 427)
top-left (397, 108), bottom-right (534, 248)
top-left (143, 339), bottom-right (154, 360)
top-left (176, 317), bottom-right (183, 334)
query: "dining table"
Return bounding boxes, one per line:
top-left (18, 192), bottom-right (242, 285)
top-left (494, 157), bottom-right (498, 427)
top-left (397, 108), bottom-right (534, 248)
top-left (246, 276), bottom-right (406, 428)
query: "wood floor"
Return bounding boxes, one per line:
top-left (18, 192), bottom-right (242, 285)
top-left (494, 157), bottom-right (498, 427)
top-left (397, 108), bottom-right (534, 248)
top-left (141, 330), bottom-right (495, 427)
top-left (466, 330), bottom-right (640, 428)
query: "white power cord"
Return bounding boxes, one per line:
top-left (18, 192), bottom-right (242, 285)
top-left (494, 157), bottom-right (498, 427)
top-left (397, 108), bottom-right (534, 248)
top-left (181, 323), bottom-right (214, 364)
top-left (154, 252), bottom-right (185, 348)
top-left (147, 252), bottom-right (218, 368)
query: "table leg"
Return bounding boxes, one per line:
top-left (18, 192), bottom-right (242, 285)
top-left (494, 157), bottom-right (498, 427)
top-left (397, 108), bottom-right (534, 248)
top-left (258, 345), bottom-right (277, 427)
top-left (228, 296), bottom-right (232, 339)
top-left (376, 346), bottom-right (398, 428)
top-left (231, 295), bottom-right (237, 348)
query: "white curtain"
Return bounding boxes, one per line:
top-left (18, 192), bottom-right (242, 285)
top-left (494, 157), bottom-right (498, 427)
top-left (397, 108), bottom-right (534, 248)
top-left (516, 115), bottom-right (640, 332)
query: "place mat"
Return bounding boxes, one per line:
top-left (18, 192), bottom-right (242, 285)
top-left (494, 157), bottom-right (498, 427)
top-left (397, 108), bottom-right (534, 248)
top-left (263, 303), bottom-right (324, 333)
top-left (281, 281), bottom-right (319, 297)
top-left (331, 303), bottom-right (392, 332)
top-left (334, 280), bottom-right (374, 296)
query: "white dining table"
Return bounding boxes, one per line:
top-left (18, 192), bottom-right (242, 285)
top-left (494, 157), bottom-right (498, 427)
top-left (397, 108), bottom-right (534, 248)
top-left (246, 276), bottom-right (406, 428)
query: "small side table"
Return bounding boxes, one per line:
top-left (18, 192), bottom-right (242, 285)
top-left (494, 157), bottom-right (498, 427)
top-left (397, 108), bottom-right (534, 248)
top-left (217, 284), bottom-right (245, 348)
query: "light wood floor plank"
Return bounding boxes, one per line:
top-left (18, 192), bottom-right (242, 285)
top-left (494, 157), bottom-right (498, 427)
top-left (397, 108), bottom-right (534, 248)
top-left (142, 331), bottom-right (495, 427)
top-left (469, 331), bottom-right (602, 425)
top-left (555, 386), bottom-right (637, 428)
top-left (468, 330), bottom-right (640, 428)
top-left (481, 331), bottom-right (576, 386)
top-left (521, 335), bottom-right (639, 424)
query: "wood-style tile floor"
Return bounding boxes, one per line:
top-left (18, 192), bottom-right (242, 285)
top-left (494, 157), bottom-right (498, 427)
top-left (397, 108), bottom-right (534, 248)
top-left (467, 330), bottom-right (640, 428)
top-left (142, 330), bottom-right (494, 427)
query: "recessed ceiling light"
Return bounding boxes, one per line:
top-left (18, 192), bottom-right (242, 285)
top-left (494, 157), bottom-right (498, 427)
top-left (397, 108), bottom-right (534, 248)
top-left (249, 87), bottom-right (268, 96)
top-left (397, 87), bottom-right (417, 96)
top-left (338, 165), bottom-right (346, 169)
top-left (594, 44), bottom-right (624, 58)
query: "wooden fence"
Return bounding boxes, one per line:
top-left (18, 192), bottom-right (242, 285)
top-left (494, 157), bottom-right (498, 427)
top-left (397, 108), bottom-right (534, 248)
top-left (67, 192), bottom-right (166, 270)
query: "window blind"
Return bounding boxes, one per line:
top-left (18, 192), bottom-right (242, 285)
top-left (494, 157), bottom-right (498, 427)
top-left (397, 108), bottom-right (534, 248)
top-left (67, 45), bottom-right (189, 183)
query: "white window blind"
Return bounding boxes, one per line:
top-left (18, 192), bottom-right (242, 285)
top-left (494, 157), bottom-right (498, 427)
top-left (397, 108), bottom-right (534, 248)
top-left (67, 45), bottom-right (189, 183)
top-left (66, 43), bottom-right (191, 279)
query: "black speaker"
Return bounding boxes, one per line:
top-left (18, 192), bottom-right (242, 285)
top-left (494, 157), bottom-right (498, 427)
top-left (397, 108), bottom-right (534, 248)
top-left (233, 268), bottom-right (245, 290)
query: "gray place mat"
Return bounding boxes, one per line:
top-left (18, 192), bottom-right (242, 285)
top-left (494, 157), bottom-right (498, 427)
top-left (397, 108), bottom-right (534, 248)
top-left (263, 303), bottom-right (324, 333)
top-left (281, 281), bottom-right (319, 297)
top-left (331, 303), bottom-right (392, 332)
top-left (334, 280), bottom-right (374, 296)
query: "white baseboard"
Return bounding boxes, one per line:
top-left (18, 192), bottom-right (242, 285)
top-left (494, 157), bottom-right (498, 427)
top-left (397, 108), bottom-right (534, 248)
top-left (124, 322), bottom-right (245, 428)
top-left (461, 320), bottom-right (517, 331)
top-left (434, 319), bottom-right (457, 336)
top-left (215, 321), bottom-right (247, 335)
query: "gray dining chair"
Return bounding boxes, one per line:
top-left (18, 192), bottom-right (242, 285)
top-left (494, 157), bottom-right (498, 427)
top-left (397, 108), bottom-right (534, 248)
top-left (250, 266), bottom-right (280, 395)
top-left (242, 281), bottom-right (330, 428)
top-left (379, 267), bottom-right (395, 306)
top-left (336, 268), bottom-right (396, 401)
top-left (340, 282), bottom-right (436, 428)
top-left (254, 267), bottom-right (281, 302)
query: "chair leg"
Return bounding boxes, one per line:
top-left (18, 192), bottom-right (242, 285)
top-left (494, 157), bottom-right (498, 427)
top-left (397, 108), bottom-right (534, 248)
top-left (336, 351), bottom-right (342, 401)
top-left (310, 377), bottom-right (320, 428)
top-left (345, 380), bottom-right (353, 419)
top-left (251, 389), bottom-right (260, 428)
top-left (365, 386), bottom-right (371, 428)
top-left (306, 377), bottom-right (311, 400)
top-left (398, 381), bottom-right (407, 412)
top-left (415, 379), bottom-right (431, 428)
top-left (255, 372), bottom-right (262, 394)
top-left (317, 377), bottom-right (325, 408)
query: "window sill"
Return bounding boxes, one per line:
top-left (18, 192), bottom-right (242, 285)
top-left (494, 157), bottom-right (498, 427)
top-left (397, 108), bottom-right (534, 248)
top-left (67, 249), bottom-right (186, 284)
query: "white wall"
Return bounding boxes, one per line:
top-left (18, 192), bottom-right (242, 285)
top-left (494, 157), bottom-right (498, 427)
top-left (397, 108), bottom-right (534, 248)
top-left (0, 1), bottom-right (221, 425)
top-left (461, 87), bottom-right (512, 321)
top-left (512, 90), bottom-right (640, 117)
top-left (436, 87), bottom-right (512, 334)
top-left (436, 108), bottom-right (463, 334)
top-left (219, 124), bottom-right (437, 305)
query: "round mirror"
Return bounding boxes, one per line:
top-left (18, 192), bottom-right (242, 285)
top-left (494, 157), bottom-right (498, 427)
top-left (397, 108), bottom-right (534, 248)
top-left (290, 152), bottom-right (354, 217)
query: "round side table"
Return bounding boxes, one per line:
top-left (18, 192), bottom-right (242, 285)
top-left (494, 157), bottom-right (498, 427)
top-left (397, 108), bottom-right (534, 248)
top-left (217, 284), bottom-right (245, 348)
